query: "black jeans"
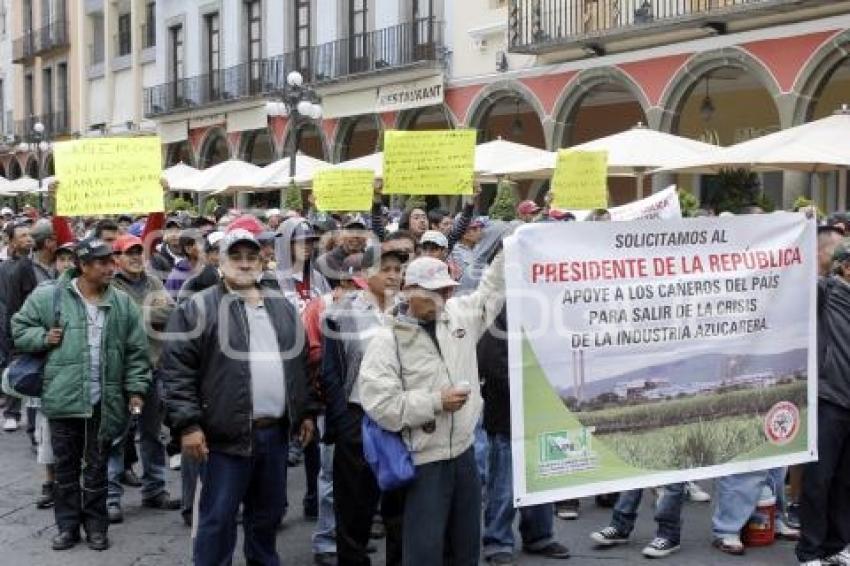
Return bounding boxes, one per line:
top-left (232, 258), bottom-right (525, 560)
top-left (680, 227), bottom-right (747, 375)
top-left (334, 406), bottom-right (403, 566)
top-left (796, 400), bottom-right (850, 561)
top-left (50, 405), bottom-right (109, 535)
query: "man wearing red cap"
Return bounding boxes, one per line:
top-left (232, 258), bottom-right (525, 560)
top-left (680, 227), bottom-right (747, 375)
top-left (516, 200), bottom-right (542, 223)
top-left (107, 234), bottom-right (179, 524)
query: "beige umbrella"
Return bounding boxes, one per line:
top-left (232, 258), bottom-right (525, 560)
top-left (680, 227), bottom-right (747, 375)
top-left (6, 176), bottom-right (41, 193)
top-left (185, 159), bottom-right (264, 193)
top-left (162, 162), bottom-right (200, 191)
top-left (250, 154), bottom-right (332, 190)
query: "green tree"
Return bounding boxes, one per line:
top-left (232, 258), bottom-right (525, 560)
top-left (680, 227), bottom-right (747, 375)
top-left (488, 180), bottom-right (518, 221)
top-left (166, 195), bottom-right (196, 214)
top-left (792, 196), bottom-right (825, 219)
top-left (704, 168), bottom-right (774, 214)
top-left (202, 197), bottom-right (220, 217)
top-left (284, 182), bottom-right (303, 212)
top-left (677, 189), bottom-right (699, 217)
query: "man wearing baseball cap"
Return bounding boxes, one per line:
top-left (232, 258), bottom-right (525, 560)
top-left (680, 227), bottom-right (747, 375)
top-left (359, 241), bottom-right (507, 564)
top-left (106, 234), bottom-right (179, 524)
top-left (12, 237), bottom-right (151, 551)
top-left (516, 200), bottom-right (542, 223)
top-left (161, 229), bottom-right (319, 565)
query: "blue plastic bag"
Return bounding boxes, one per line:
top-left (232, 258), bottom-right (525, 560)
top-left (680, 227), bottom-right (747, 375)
top-left (361, 414), bottom-right (415, 491)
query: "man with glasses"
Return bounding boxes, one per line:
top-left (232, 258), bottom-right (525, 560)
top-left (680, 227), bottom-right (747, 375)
top-left (162, 229), bottom-right (319, 565)
top-left (106, 234), bottom-right (180, 524)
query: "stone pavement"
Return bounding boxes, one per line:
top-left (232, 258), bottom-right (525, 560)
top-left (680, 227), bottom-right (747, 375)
top-left (0, 426), bottom-right (800, 565)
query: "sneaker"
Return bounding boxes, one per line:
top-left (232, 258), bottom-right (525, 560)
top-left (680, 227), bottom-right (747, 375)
top-left (486, 553), bottom-right (515, 565)
top-left (142, 491), bottom-right (181, 510)
top-left (685, 481), bottom-right (711, 503)
top-left (776, 518), bottom-right (801, 541)
top-left (826, 548), bottom-right (850, 566)
top-left (3, 418), bottom-right (18, 432)
top-left (713, 534), bottom-right (745, 556)
top-left (799, 561), bottom-right (826, 566)
top-left (36, 481), bottom-right (55, 509)
top-left (590, 526), bottom-right (630, 547)
top-left (525, 541), bottom-right (570, 559)
top-left (642, 537), bottom-right (681, 558)
top-left (86, 531), bottom-right (109, 551)
top-left (51, 530), bottom-right (80, 551)
top-left (169, 454), bottom-right (182, 470)
top-left (555, 499), bottom-right (580, 520)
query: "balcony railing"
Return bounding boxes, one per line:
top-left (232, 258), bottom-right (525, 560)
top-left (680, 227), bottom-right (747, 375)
top-left (144, 54), bottom-right (296, 117)
top-left (14, 112), bottom-right (70, 139)
top-left (143, 19), bottom-right (444, 118)
top-left (12, 18), bottom-right (69, 62)
top-left (508, 0), bottom-right (797, 53)
top-left (306, 17), bottom-right (443, 83)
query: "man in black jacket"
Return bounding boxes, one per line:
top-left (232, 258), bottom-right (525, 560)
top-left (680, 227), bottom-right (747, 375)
top-left (479, 307), bottom-right (571, 564)
top-left (0, 220), bottom-right (36, 431)
top-left (161, 229), bottom-right (319, 566)
top-left (796, 241), bottom-right (850, 564)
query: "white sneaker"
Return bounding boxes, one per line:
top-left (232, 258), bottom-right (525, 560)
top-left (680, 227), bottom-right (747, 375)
top-left (800, 561), bottom-right (826, 566)
top-left (685, 481), bottom-right (711, 502)
top-left (826, 548), bottom-right (850, 566)
top-left (3, 418), bottom-right (18, 432)
top-left (642, 537), bottom-right (681, 558)
top-left (169, 454), bottom-right (181, 470)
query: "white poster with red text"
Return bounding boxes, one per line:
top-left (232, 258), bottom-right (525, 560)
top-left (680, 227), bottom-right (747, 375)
top-left (505, 213), bottom-right (817, 506)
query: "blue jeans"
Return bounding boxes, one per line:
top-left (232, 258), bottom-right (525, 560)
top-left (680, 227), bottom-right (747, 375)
top-left (611, 484), bottom-right (685, 544)
top-left (194, 423), bottom-right (289, 566)
top-left (474, 419), bottom-right (489, 484)
top-left (403, 448), bottom-right (481, 566)
top-left (713, 468), bottom-right (787, 537)
top-left (311, 416), bottom-right (336, 555)
top-left (107, 376), bottom-right (167, 504)
top-left (483, 434), bottom-right (554, 558)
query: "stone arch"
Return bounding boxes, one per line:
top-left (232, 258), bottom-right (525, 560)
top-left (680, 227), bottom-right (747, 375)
top-left (333, 114), bottom-right (382, 162)
top-left (25, 156), bottom-right (38, 178)
top-left (464, 80), bottom-right (549, 147)
top-left (551, 66), bottom-right (652, 148)
top-left (240, 129), bottom-right (275, 166)
top-left (790, 30), bottom-right (850, 125)
top-left (657, 47), bottom-right (784, 133)
top-left (395, 104), bottom-right (457, 131)
top-left (43, 153), bottom-right (54, 177)
top-left (199, 127), bottom-right (230, 168)
top-left (283, 121), bottom-right (329, 161)
top-left (7, 158), bottom-right (22, 180)
top-left (166, 140), bottom-right (195, 167)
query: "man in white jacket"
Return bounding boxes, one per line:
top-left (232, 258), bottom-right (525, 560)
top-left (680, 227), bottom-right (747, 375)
top-left (358, 250), bottom-right (505, 566)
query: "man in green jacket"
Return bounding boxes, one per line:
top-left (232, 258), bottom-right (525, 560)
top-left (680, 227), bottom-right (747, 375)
top-left (12, 237), bottom-right (151, 552)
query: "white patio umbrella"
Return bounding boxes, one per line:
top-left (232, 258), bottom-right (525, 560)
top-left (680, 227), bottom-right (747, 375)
top-left (660, 106), bottom-right (850, 208)
top-left (489, 124), bottom-right (722, 198)
top-left (250, 154), bottom-right (332, 190)
top-left (6, 176), bottom-right (41, 193)
top-left (162, 162), bottom-right (200, 191)
top-left (336, 152), bottom-right (384, 177)
top-left (184, 159), bottom-right (263, 193)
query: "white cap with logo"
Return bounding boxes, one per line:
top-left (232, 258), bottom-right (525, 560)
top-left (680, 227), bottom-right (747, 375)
top-left (404, 257), bottom-right (458, 290)
top-left (419, 230), bottom-right (448, 249)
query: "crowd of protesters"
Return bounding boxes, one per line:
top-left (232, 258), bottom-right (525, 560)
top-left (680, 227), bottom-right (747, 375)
top-left (0, 187), bottom-right (848, 566)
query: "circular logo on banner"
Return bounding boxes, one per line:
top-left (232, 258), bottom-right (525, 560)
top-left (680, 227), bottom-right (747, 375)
top-left (764, 401), bottom-right (800, 445)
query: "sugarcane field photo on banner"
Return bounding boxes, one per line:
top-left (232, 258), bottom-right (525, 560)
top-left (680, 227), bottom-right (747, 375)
top-left (505, 213), bottom-right (817, 507)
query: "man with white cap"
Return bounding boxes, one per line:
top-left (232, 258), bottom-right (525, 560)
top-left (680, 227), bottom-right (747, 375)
top-left (358, 244), bottom-right (506, 565)
top-left (265, 209), bottom-right (283, 231)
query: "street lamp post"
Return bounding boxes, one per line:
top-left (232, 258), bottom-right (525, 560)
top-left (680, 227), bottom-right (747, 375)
top-left (29, 120), bottom-right (50, 212)
top-left (273, 70), bottom-right (322, 211)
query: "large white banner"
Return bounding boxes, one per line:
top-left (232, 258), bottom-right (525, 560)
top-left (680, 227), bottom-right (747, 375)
top-left (505, 213), bottom-right (817, 506)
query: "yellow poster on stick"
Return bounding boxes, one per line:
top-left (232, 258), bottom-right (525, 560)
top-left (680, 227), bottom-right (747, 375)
top-left (551, 149), bottom-right (608, 210)
top-left (55, 137), bottom-right (164, 216)
top-left (312, 169), bottom-right (374, 211)
top-left (383, 129), bottom-right (475, 195)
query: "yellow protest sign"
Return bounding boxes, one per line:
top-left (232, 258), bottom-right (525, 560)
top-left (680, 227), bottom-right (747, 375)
top-left (312, 169), bottom-right (374, 211)
top-left (55, 136), bottom-right (164, 216)
top-left (383, 129), bottom-right (475, 195)
top-left (550, 149), bottom-right (608, 210)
